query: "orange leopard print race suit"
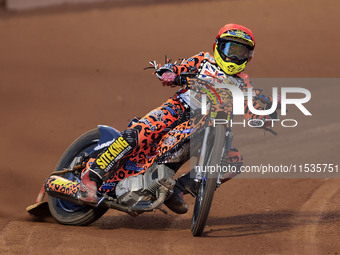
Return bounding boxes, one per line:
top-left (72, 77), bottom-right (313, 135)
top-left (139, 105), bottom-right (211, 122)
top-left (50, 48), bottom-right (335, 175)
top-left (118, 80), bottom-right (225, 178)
top-left (91, 52), bottom-right (272, 185)
top-left (91, 92), bottom-right (190, 181)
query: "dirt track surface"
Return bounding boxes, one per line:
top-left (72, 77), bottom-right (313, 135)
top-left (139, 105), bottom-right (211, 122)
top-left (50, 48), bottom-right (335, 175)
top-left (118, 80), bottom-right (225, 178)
top-left (1, 0), bottom-right (340, 254)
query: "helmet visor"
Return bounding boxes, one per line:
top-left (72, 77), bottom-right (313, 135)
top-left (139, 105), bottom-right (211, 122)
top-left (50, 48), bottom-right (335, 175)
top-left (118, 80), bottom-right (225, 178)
top-left (219, 41), bottom-right (252, 63)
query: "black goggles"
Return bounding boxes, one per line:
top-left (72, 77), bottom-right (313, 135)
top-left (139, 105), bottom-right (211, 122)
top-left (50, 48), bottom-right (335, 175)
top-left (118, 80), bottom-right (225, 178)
top-left (218, 40), bottom-right (252, 63)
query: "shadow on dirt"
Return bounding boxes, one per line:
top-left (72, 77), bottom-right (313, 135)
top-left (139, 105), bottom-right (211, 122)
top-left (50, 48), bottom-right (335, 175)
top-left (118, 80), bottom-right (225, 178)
top-left (98, 210), bottom-right (340, 237)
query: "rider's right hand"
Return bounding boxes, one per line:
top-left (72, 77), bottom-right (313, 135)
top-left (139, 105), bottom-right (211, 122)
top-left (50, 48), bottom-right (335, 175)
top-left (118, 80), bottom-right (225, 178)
top-left (160, 71), bottom-right (177, 87)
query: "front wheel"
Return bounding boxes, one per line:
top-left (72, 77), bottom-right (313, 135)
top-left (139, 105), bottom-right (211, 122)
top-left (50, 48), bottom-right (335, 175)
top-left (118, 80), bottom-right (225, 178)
top-left (48, 129), bottom-right (108, 226)
top-left (191, 124), bottom-right (226, 236)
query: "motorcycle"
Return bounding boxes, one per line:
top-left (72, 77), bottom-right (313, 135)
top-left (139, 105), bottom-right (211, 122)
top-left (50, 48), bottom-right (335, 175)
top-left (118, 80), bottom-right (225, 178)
top-left (26, 61), bottom-right (275, 236)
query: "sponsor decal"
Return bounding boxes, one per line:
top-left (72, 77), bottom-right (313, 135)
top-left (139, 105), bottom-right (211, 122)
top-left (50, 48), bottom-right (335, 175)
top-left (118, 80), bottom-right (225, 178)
top-left (163, 106), bottom-right (177, 117)
top-left (139, 118), bottom-right (157, 131)
top-left (149, 109), bottom-right (164, 122)
top-left (226, 76), bottom-right (245, 88)
top-left (50, 178), bottom-right (74, 189)
top-left (96, 137), bottom-right (131, 171)
top-left (169, 128), bottom-right (195, 134)
top-left (222, 30), bottom-right (252, 42)
top-left (94, 138), bottom-right (115, 151)
top-left (125, 160), bottom-right (145, 172)
top-left (182, 128), bottom-right (195, 134)
top-left (45, 176), bottom-right (79, 196)
top-left (100, 182), bottom-right (116, 191)
top-left (163, 135), bottom-right (177, 146)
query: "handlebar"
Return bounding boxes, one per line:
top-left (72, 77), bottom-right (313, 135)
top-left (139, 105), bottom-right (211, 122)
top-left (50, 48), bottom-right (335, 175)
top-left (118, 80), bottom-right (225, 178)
top-left (174, 72), bottom-right (197, 86)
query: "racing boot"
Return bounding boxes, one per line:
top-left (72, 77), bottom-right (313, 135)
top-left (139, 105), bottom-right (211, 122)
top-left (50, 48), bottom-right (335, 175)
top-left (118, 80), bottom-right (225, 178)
top-left (164, 170), bottom-right (197, 214)
top-left (79, 159), bottom-right (104, 204)
top-left (177, 170), bottom-right (198, 196)
top-left (164, 185), bottom-right (188, 214)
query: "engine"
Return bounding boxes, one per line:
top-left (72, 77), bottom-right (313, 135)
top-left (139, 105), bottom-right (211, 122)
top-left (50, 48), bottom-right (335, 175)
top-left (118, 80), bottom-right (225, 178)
top-left (115, 164), bottom-right (175, 207)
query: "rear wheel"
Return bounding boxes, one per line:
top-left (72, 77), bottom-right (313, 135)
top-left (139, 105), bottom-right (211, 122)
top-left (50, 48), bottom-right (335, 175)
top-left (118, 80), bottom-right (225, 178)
top-left (48, 129), bottom-right (108, 226)
top-left (191, 124), bottom-right (226, 236)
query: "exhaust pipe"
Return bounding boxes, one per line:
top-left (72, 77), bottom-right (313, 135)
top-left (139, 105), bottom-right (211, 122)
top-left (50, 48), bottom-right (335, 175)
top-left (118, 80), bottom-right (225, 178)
top-left (45, 175), bottom-right (90, 206)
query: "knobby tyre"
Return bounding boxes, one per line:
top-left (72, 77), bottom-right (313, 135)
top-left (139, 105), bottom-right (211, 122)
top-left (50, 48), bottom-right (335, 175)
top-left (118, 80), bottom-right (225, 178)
top-left (191, 124), bottom-right (226, 236)
top-left (48, 129), bottom-right (108, 226)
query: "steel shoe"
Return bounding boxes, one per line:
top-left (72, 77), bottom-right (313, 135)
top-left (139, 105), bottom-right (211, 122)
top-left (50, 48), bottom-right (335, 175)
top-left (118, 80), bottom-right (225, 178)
top-left (164, 186), bottom-right (189, 214)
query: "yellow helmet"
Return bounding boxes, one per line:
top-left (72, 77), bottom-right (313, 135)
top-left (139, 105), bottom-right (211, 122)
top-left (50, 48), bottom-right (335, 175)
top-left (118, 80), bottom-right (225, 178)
top-left (213, 24), bottom-right (255, 75)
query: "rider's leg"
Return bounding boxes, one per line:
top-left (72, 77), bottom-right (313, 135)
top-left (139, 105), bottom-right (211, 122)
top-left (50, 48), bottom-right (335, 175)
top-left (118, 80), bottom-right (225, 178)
top-left (79, 95), bottom-right (188, 204)
top-left (168, 147), bottom-right (243, 207)
top-left (162, 161), bottom-right (191, 214)
top-left (79, 129), bottom-right (138, 203)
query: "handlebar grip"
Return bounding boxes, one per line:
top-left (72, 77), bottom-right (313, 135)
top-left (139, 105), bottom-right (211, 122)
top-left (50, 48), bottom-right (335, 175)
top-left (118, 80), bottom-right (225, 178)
top-left (174, 72), bottom-right (197, 86)
top-left (175, 75), bottom-right (187, 86)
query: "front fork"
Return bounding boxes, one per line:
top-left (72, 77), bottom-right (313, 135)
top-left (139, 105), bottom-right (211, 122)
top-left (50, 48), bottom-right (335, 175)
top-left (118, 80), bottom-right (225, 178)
top-left (194, 127), bottom-right (211, 182)
top-left (216, 131), bottom-right (233, 187)
top-left (194, 127), bottom-right (233, 187)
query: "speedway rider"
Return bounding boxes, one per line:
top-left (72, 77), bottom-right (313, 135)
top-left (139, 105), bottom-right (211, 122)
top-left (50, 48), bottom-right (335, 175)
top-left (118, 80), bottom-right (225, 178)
top-left (79, 24), bottom-right (277, 214)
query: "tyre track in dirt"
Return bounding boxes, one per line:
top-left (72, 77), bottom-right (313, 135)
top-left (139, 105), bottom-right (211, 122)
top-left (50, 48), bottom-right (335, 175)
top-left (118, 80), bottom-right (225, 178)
top-left (1, 221), bottom-right (33, 254)
top-left (287, 179), bottom-right (340, 255)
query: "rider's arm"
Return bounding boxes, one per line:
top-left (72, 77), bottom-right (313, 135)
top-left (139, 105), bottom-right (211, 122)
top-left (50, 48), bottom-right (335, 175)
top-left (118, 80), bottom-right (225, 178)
top-left (156, 52), bottom-right (206, 87)
top-left (172, 52), bottom-right (206, 75)
top-left (156, 52), bottom-right (206, 78)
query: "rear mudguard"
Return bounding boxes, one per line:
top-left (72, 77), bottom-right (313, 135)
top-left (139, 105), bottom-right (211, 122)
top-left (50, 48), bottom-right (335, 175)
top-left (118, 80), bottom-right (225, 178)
top-left (93, 125), bottom-right (121, 152)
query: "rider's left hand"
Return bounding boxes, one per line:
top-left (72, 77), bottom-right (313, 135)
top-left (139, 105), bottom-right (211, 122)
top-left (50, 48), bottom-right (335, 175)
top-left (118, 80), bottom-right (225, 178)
top-left (160, 71), bottom-right (177, 87)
